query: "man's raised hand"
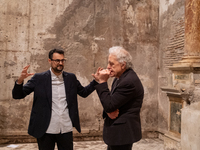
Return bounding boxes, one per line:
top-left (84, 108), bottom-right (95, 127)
top-left (17, 65), bottom-right (34, 84)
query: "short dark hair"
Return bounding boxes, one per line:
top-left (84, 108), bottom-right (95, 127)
top-left (49, 49), bottom-right (64, 59)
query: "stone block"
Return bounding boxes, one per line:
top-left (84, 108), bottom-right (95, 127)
top-left (181, 102), bottom-right (200, 150)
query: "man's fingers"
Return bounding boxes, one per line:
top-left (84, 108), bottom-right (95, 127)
top-left (99, 69), bottom-right (110, 75)
top-left (21, 66), bottom-right (34, 77)
top-left (97, 67), bottom-right (101, 72)
top-left (22, 65), bottom-right (31, 73)
top-left (28, 73), bottom-right (34, 77)
top-left (23, 65), bottom-right (30, 70)
top-left (97, 67), bottom-right (103, 72)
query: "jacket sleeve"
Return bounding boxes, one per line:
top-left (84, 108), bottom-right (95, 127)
top-left (76, 79), bottom-right (98, 98)
top-left (95, 82), bottom-right (136, 113)
top-left (12, 74), bottom-right (37, 99)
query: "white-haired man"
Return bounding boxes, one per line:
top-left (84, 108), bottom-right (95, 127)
top-left (93, 46), bottom-right (144, 150)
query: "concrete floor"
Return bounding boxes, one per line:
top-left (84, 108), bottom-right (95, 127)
top-left (0, 138), bottom-right (164, 150)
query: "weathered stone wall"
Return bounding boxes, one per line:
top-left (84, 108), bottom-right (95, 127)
top-left (158, 0), bottom-right (185, 134)
top-left (0, 0), bottom-right (159, 142)
top-left (0, 0), bottom-right (75, 139)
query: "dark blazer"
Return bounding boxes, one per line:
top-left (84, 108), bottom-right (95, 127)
top-left (12, 70), bottom-right (97, 138)
top-left (95, 68), bottom-right (144, 145)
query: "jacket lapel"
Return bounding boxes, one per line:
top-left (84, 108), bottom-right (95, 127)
top-left (111, 78), bottom-right (118, 95)
top-left (63, 72), bottom-right (70, 104)
top-left (110, 69), bottom-right (132, 95)
top-left (45, 70), bottom-right (52, 107)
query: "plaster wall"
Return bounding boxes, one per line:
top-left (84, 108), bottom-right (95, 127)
top-left (0, 0), bottom-right (159, 139)
top-left (159, 0), bottom-right (176, 16)
top-left (0, 0), bottom-right (74, 136)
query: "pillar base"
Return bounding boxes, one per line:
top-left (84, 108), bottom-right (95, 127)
top-left (163, 133), bottom-right (181, 150)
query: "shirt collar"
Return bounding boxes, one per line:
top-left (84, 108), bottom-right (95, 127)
top-left (50, 68), bottom-right (63, 80)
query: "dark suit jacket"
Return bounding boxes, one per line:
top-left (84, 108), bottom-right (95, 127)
top-left (95, 68), bottom-right (144, 145)
top-left (12, 70), bottom-right (97, 138)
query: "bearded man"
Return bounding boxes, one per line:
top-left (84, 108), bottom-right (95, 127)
top-left (12, 49), bottom-right (98, 150)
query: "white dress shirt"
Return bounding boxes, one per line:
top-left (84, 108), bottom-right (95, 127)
top-left (46, 68), bottom-right (73, 134)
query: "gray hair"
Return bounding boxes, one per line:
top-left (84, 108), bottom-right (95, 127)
top-left (109, 46), bottom-right (133, 69)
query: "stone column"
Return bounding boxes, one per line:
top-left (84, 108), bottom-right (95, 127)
top-left (176, 0), bottom-right (200, 66)
top-left (184, 0), bottom-right (200, 56)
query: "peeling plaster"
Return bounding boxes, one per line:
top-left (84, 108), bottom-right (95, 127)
top-left (159, 0), bottom-right (176, 16)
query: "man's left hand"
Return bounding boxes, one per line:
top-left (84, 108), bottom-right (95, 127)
top-left (107, 109), bottom-right (119, 119)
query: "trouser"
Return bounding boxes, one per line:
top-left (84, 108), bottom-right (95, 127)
top-left (37, 132), bottom-right (73, 150)
top-left (107, 143), bottom-right (133, 150)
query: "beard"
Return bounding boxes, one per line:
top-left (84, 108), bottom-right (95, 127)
top-left (52, 65), bottom-right (64, 73)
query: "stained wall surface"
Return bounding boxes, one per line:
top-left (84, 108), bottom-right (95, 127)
top-left (0, 0), bottom-right (159, 138)
top-left (158, 0), bottom-right (185, 134)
